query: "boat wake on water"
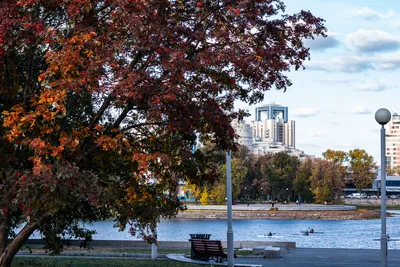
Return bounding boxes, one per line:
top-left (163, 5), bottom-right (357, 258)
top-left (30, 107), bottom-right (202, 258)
top-left (257, 235), bottom-right (284, 238)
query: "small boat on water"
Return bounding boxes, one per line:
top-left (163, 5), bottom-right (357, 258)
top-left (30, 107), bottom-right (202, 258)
top-left (300, 230), bottom-right (324, 234)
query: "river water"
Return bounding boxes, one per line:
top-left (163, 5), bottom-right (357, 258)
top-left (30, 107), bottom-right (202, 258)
top-left (66, 211), bottom-right (400, 250)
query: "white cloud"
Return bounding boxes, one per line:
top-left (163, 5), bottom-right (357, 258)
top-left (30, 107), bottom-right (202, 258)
top-left (306, 51), bottom-right (400, 73)
top-left (346, 29), bottom-right (400, 53)
top-left (374, 52), bottom-right (400, 69)
top-left (353, 80), bottom-right (392, 92)
top-left (352, 106), bottom-right (372, 115)
top-left (353, 7), bottom-right (396, 21)
top-left (306, 55), bottom-right (373, 72)
top-left (305, 30), bottom-right (400, 72)
top-left (293, 108), bottom-right (320, 118)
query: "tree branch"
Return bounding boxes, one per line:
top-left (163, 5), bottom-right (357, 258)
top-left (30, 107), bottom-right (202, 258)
top-left (72, 93), bottom-right (113, 164)
top-left (111, 104), bottom-right (132, 130)
top-left (121, 122), bottom-right (164, 133)
top-left (89, 93), bottom-right (113, 129)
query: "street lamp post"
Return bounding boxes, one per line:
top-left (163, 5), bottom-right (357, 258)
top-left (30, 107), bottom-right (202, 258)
top-left (226, 152), bottom-right (234, 267)
top-left (375, 108), bottom-right (391, 267)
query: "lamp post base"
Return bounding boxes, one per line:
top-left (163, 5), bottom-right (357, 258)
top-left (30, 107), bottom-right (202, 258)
top-left (381, 236), bottom-right (387, 267)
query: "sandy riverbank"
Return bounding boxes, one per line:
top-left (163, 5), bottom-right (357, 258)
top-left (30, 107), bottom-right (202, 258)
top-left (175, 209), bottom-right (382, 220)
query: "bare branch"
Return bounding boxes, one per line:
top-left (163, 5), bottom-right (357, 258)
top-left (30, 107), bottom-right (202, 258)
top-left (89, 93), bottom-right (113, 129)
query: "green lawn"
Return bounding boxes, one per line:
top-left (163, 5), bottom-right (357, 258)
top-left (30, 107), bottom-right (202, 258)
top-left (12, 257), bottom-right (216, 267)
top-left (13, 244), bottom-right (254, 266)
top-left (89, 247), bottom-right (191, 255)
top-left (20, 246), bottom-right (192, 255)
top-left (82, 247), bottom-right (253, 256)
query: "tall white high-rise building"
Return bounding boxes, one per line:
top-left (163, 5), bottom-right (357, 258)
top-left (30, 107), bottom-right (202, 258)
top-left (252, 104), bottom-right (295, 148)
top-left (385, 113), bottom-right (400, 167)
top-left (231, 104), bottom-right (304, 158)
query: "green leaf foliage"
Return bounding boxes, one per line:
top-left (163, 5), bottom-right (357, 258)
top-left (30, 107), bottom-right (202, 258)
top-left (348, 149), bottom-right (377, 192)
top-left (309, 159), bottom-right (343, 203)
top-left (294, 158), bottom-right (314, 203)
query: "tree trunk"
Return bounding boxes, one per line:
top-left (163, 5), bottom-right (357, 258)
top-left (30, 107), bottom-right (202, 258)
top-left (0, 222), bottom-right (38, 267)
top-left (0, 214), bottom-right (10, 252)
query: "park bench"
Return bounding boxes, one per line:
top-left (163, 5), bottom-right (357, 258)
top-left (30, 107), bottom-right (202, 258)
top-left (189, 234), bottom-right (211, 259)
top-left (190, 239), bottom-right (237, 263)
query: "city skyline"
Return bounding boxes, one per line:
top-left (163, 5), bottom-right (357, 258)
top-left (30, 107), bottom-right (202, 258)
top-left (235, 0), bottom-right (400, 162)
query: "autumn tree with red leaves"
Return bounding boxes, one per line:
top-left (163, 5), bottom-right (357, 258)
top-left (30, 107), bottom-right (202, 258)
top-left (0, 0), bottom-right (325, 265)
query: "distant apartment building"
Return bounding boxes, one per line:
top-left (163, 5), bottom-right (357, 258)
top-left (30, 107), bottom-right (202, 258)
top-left (231, 120), bottom-right (253, 150)
top-left (386, 113), bottom-right (400, 167)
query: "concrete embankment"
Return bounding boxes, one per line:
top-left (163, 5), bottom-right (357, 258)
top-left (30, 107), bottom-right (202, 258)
top-left (184, 204), bottom-right (356, 211)
top-left (344, 198), bottom-right (400, 206)
top-left (175, 204), bottom-right (381, 220)
top-left (24, 239), bottom-right (295, 250)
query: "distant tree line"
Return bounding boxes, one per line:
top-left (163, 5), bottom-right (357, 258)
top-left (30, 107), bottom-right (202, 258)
top-left (185, 147), bottom-right (377, 204)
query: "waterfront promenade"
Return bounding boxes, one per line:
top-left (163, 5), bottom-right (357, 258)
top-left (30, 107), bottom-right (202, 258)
top-left (17, 247), bottom-right (400, 267)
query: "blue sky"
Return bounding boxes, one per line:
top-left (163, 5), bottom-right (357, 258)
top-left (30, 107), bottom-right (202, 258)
top-left (236, 0), bottom-right (400, 162)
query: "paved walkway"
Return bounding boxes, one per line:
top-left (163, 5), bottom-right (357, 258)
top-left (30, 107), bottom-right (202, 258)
top-left (169, 248), bottom-right (400, 267)
top-left (186, 203), bottom-right (356, 211)
top-left (168, 254), bottom-right (261, 267)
